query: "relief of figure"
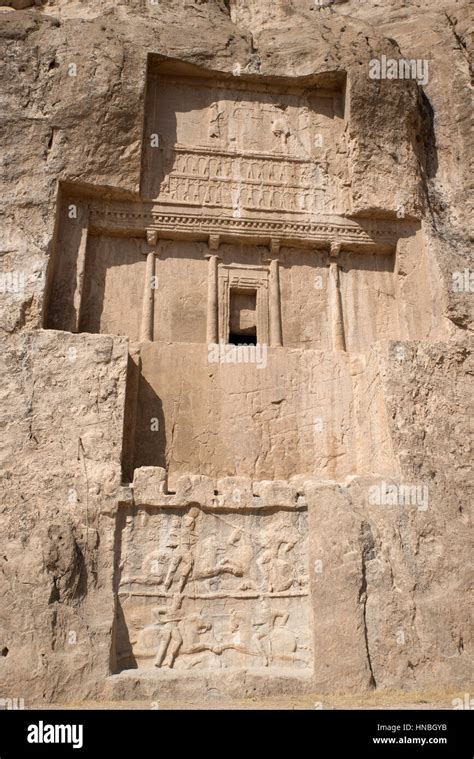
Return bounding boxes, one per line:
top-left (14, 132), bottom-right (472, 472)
top-left (214, 184), bottom-right (223, 205)
top-left (220, 158), bottom-right (229, 179)
top-left (283, 191), bottom-right (294, 211)
top-left (189, 181), bottom-right (199, 203)
top-left (207, 184), bottom-right (217, 204)
top-left (297, 105), bottom-right (312, 155)
top-left (242, 186), bottom-right (252, 208)
top-left (198, 606), bottom-right (258, 664)
top-left (228, 607), bottom-right (253, 650)
top-left (179, 177), bottom-right (190, 203)
top-left (257, 543), bottom-right (295, 592)
top-left (159, 182), bottom-right (169, 201)
top-left (250, 601), bottom-right (308, 667)
top-left (133, 594), bottom-right (184, 667)
top-left (152, 596), bottom-right (184, 668)
top-left (163, 507), bottom-right (199, 593)
top-left (226, 528), bottom-right (255, 590)
top-left (200, 156), bottom-right (209, 176)
top-left (198, 182), bottom-right (208, 204)
top-left (209, 157), bottom-right (217, 177)
top-left (181, 154), bottom-right (190, 174)
top-left (270, 614), bottom-right (302, 664)
top-left (178, 611), bottom-right (215, 668)
top-left (209, 101), bottom-right (225, 140)
top-left (251, 601), bottom-right (288, 666)
top-left (319, 153), bottom-right (330, 186)
top-left (193, 528), bottom-right (243, 588)
top-left (312, 163), bottom-right (323, 188)
top-left (141, 550), bottom-right (169, 585)
top-left (271, 111), bottom-right (291, 151)
top-left (173, 154), bottom-right (182, 173)
top-left (255, 514), bottom-right (307, 592)
top-left (189, 155), bottom-right (198, 175)
top-left (169, 177), bottom-right (177, 201)
top-left (263, 511), bottom-right (300, 554)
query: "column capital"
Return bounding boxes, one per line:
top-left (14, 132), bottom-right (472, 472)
top-left (146, 229), bottom-right (159, 247)
top-left (329, 240), bottom-right (341, 258)
top-left (270, 238), bottom-right (281, 256)
top-left (208, 234), bottom-right (221, 251)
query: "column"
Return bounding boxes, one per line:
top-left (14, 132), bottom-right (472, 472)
top-left (205, 253), bottom-right (219, 344)
top-left (328, 258), bottom-right (346, 352)
top-left (268, 258), bottom-right (283, 347)
top-left (140, 231), bottom-right (157, 342)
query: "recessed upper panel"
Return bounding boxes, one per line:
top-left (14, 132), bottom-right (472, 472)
top-left (141, 64), bottom-right (351, 218)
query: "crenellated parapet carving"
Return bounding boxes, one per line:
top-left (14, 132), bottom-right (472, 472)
top-left (121, 467), bottom-right (311, 510)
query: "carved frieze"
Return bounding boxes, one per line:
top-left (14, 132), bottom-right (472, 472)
top-left (157, 146), bottom-right (329, 215)
top-left (116, 506), bottom-right (312, 671)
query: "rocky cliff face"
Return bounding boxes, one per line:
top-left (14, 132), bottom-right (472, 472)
top-left (0, 0), bottom-right (472, 706)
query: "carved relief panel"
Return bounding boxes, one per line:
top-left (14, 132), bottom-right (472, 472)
top-left (142, 68), bottom-right (349, 216)
top-left (115, 506), bottom-right (312, 671)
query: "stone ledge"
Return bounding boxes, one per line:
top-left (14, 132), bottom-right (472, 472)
top-left (121, 470), bottom-right (431, 512)
top-left (104, 668), bottom-right (314, 701)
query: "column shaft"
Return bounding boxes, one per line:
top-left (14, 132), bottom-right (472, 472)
top-left (206, 254), bottom-right (219, 344)
top-left (329, 261), bottom-right (346, 351)
top-left (269, 258), bottom-right (282, 347)
top-left (140, 250), bottom-right (155, 341)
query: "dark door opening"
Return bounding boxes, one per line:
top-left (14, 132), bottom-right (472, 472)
top-left (228, 332), bottom-right (257, 346)
top-left (229, 288), bottom-right (258, 345)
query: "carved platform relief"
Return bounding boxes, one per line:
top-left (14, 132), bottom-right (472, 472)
top-left (144, 75), bottom-right (349, 216)
top-left (116, 507), bottom-right (312, 671)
